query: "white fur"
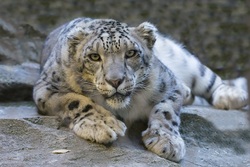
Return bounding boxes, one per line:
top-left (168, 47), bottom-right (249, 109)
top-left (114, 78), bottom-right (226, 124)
top-left (154, 34), bottom-right (221, 96)
top-left (153, 33), bottom-right (248, 109)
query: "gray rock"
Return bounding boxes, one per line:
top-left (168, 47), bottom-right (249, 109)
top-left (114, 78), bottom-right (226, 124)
top-left (0, 104), bottom-right (177, 167)
top-left (0, 103), bottom-right (249, 167)
top-left (0, 63), bottom-right (40, 101)
top-left (0, 18), bottom-right (44, 65)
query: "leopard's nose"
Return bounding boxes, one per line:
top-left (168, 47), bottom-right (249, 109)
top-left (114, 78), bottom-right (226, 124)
top-left (105, 77), bottom-right (125, 89)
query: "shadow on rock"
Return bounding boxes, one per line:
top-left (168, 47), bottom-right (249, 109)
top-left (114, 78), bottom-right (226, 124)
top-left (180, 113), bottom-right (250, 154)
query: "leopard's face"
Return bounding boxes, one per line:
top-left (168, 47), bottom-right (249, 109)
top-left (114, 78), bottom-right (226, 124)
top-left (78, 20), bottom-right (155, 109)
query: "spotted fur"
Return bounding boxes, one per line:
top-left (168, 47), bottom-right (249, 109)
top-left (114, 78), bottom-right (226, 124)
top-left (33, 17), bottom-right (248, 162)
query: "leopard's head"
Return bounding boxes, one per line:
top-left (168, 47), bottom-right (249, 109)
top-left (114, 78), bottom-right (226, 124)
top-left (67, 19), bottom-right (158, 109)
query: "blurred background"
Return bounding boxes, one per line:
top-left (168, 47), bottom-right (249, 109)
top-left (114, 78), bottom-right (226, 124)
top-left (1, 0), bottom-right (249, 78)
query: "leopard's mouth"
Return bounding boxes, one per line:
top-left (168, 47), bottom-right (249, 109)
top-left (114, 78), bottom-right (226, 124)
top-left (105, 92), bottom-right (132, 99)
top-left (104, 92), bottom-right (132, 109)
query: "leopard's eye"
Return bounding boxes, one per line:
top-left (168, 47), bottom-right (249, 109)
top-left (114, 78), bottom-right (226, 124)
top-left (125, 50), bottom-right (139, 59)
top-left (88, 53), bottom-right (101, 61)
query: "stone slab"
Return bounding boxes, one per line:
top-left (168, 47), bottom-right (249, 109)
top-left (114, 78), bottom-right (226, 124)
top-left (0, 103), bottom-right (249, 167)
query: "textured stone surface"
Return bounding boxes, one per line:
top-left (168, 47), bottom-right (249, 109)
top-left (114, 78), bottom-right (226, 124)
top-left (0, 63), bottom-right (40, 101)
top-left (0, 103), bottom-right (178, 167)
top-left (0, 103), bottom-right (249, 167)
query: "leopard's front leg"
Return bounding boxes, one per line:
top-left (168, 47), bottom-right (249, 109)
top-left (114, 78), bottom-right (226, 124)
top-left (142, 95), bottom-right (185, 162)
top-left (68, 97), bottom-right (127, 144)
top-left (33, 83), bottom-right (126, 144)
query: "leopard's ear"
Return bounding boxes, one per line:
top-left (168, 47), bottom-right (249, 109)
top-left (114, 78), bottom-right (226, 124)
top-left (134, 22), bottom-right (157, 49)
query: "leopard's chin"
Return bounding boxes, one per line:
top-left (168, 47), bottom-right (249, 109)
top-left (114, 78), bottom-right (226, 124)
top-left (105, 93), bottom-right (131, 109)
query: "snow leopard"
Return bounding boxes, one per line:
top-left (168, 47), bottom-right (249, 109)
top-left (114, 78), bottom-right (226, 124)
top-left (33, 18), bottom-right (248, 162)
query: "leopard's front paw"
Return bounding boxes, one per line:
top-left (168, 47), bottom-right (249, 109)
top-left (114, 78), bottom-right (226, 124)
top-left (212, 84), bottom-right (248, 110)
top-left (71, 111), bottom-right (127, 144)
top-left (142, 128), bottom-right (185, 162)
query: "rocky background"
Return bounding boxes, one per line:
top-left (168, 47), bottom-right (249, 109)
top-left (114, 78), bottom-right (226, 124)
top-left (0, 0), bottom-right (249, 101)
